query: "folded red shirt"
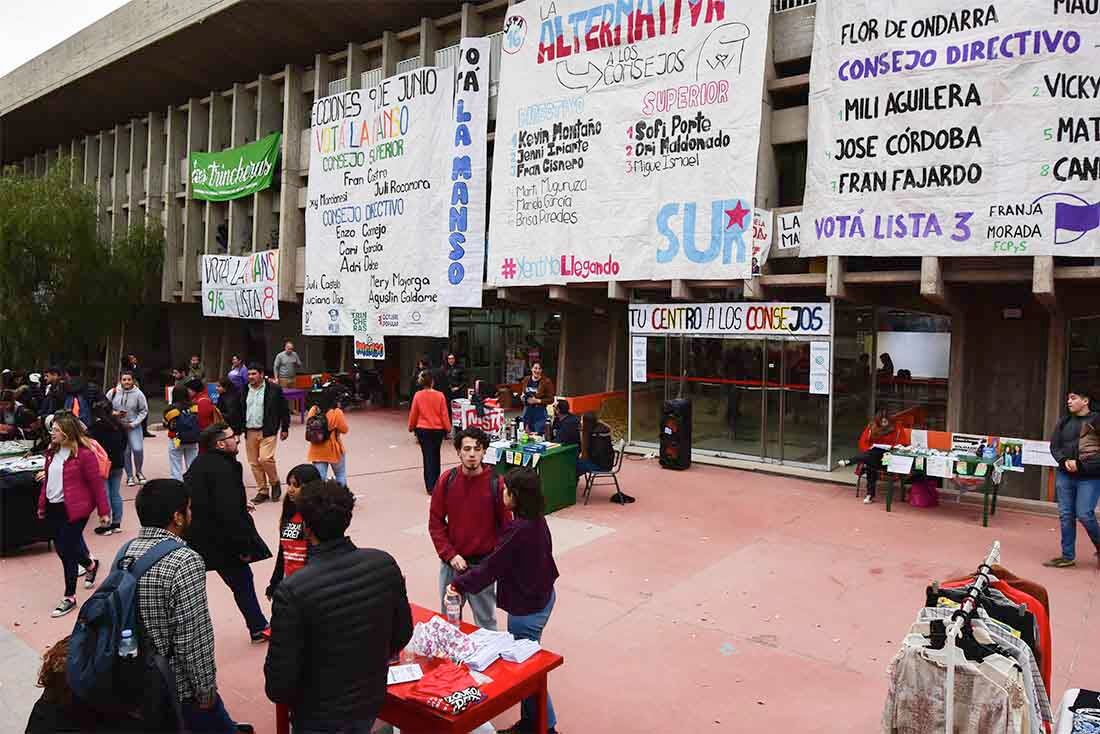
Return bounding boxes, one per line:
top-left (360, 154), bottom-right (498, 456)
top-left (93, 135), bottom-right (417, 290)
top-left (408, 662), bottom-right (485, 715)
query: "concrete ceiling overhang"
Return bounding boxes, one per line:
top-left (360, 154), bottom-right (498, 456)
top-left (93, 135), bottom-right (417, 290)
top-left (1, 0), bottom-right (466, 164)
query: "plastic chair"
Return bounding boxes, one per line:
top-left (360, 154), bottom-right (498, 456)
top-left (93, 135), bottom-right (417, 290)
top-left (583, 439), bottom-right (627, 505)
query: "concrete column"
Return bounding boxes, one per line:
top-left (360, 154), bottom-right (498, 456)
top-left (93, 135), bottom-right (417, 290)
top-left (1042, 310), bottom-right (1067, 500)
top-left (606, 308), bottom-right (620, 392)
top-left (946, 313), bottom-right (965, 432)
top-left (69, 139), bottom-right (83, 185)
top-left (112, 123), bottom-right (128, 237)
top-left (347, 42), bottom-right (368, 89)
top-left (181, 98), bottom-right (207, 302)
top-left (162, 106), bottom-right (186, 300)
top-left (97, 131), bottom-right (113, 240)
top-left (83, 134), bottom-right (98, 186)
top-left (146, 111), bottom-right (166, 227)
top-left (128, 117), bottom-right (148, 228)
top-left (419, 18), bottom-right (440, 61)
top-left (460, 3), bottom-right (484, 37)
top-left (381, 31), bottom-right (399, 77)
top-left (228, 83), bottom-right (256, 254)
top-left (557, 313), bottom-right (570, 395)
top-left (313, 53), bottom-right (334, 99)
top-left (254, 74), bottom-right (281, 252)
top-left (278, 64), bottom-right (306, 302)
top-left (207, 91), bottom-right (232, 258)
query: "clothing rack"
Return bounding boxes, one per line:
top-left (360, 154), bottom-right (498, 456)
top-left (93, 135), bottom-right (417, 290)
top-left (943, 540), bottom-right (1001, 734)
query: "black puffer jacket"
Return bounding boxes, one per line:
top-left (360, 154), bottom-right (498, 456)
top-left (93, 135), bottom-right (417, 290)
top-left (264, 537), bottom-right (413, 723)
top-left (183, 449), bottom-right (272, 572)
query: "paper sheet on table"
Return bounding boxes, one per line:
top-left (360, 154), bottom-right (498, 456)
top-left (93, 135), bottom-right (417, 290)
top-left (1022, 440), bottom-right (1058, 467)
top-left (926, 455), bottom-right (953, 479)
top-left (886, 454), bottom-right (914, 474)
top-left (387, 664), bottom-right (423, 685)
top-left (909, 430), bottom-right (928, 449)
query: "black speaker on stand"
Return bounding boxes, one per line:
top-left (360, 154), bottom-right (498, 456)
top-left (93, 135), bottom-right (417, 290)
top-left (659, 399), bottom-right (692, 470)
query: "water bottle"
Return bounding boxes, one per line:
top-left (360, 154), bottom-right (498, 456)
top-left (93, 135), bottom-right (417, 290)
top-left (118, 629), bottom-right (138, 658)
top-left (445, 590), bottom-right (461, 626)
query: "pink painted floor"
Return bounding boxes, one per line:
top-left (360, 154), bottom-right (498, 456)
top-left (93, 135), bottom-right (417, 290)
top-left (3, 408), bottom-right (1098, 732)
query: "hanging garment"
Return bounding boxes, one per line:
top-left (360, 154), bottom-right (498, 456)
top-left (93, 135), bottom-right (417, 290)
top-left (930, 585), bottom-right (1038, 662)
top-left (942, 566), bottom-right (1051, 618)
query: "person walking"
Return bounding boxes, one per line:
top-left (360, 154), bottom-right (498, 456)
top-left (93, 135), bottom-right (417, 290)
top-left (408, 370), bottom-right (451, 494)
top-left (244, 363), bottom-right (290, 503)
top-left (265, 464), bottom-right (321, 601)
top-left (121, 355), bottom-right (155, 438)
top-left (450, 467), bottom-right (560, 734)
top-left (227, 355), bottom-right (249, 391)
top-left (216, 378), bottom-right (245, 435)
top-left (429, 427), bottom-right (510, 630)
top-left (519, 363), bottom-right (555, 435)
top-left (184, 424), bottom-right (273, 642)
top-left (35, 412), bottom-right (111, 618)
top-left (89, 400), bottom-right (127, 536)
top-left (273, 341), bottom-right (303, 390)
top-left (125, 479), bottom-right (255, 732)
top-left (108, 371), bottom-right (149, 487)
top-left (265, 480), bottom-right (413, 734)
top-left (305, 387), bottom-right (350, 486)
top-left (1045, 387), bottom-right (1100, 568)
top-left (165, 385), bottom-right (201, 481)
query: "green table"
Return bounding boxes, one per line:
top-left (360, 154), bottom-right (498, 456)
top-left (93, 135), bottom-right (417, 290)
top-left (882, 450), bottom-right (1001, 527)
top-left (493, 443), bottom-right (579, 514)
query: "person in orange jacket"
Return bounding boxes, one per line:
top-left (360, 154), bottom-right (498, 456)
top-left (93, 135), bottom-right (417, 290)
top-left (408, 370), bottom-right (451, 493)
top-left (839, 408), bottom-right (901, 505)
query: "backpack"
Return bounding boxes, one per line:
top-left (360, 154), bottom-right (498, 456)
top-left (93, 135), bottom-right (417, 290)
top-left (86, 438), bottom-right (111, 480)
top-left (589, 426), bottom-right (615, 471)
top-left (67, 538), bottom-right (185, 731)
top-left (305, 410), bottom-right (331, 444)
top-left (167, 406), bottom-right (200, 445)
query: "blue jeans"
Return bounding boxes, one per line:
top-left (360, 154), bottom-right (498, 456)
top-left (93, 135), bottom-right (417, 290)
top-left (182, 694), bottom-right (237, 733)
top-left (1056, 470), bottom-right (1100, 560)
top-left (168, 443), bottom-right (199, 481)
top-left (217, 564), bottom-right (269, 634)
top-left (106, 469), bottom-right (124, 525)
top-left (313, 454), bottom-right (347, 486)
top-left (508, 589), bottom-right (557, 729)
top-left (294, 719), bottom-right (374, 734)
top-left (523, 406), bottom-right (548, 435)
top-left (123, 425), bottom-right (144, 480)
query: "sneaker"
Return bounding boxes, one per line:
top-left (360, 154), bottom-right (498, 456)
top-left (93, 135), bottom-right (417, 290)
top-left (1043, 557), bottom-right (1075, 568)
top-left (94, 525), bottom-right (111, 536)
top-left (77, 564), bottom-right (87, 578)
top-left (863, 494), bottom-right (875, 504)
top-left (837, 459), bottom-right (852, 467)
top-left (136, 473), bottom-right (147, 484)
top-left (108, 523), bottom-right (121, 535)
top-left (235, 726), bottom-right (255, 733)
top-left (126, 478), bottom-right (136, 488)
top-left (250, 626), bottom-right (272, 643)
top-left (497, 722), bottom-right (533, 734)
top-left (251, 492), bottom-right (270, 504)
top-left (51, 597), bottom-right (77, 618)
top-left (83, 559), bottom-right (100, 589)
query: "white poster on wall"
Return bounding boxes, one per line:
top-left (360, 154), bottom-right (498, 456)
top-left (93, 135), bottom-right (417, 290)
top-left (201, 252), bottom-right (280, 320)
top-left (776, 211), bottom-right (801, 250)
top-left (629, 302), bottom-right (831, 337)
top-left (802, 2), bottom-right (1100, 257)
top-left (632, 336), bottom-right (648, 383)
top-left (750, 208), bottom-right (772, 277)
top-left (303, 39), bottom-right (489, 337)
top-left (487, 0), bottom-right (771, 285)
top-left (809, 340), bottom-right (830, 395)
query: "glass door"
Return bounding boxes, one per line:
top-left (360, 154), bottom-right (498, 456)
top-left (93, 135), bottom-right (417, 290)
top-left (780, 340), bottom-right (829, 466)
top-left (763, 340), bottom-right (784, 462)
top-left (726, 339), bottom-right (765, 459)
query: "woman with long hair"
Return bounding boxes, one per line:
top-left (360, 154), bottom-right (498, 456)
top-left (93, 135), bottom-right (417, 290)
top-left (216, 378), bottom-right (245, 435)
top-left (305, 387), bottom-right (350, 486)
top-left (407, 370), bottom-right (451, 493)
top-left (88, 400), bottom-right (127, 535)
top-left (450, 468), bottom-right (561, 734)
top-left (265, 464), bottom-right (322, 600)
top-left (36, 412), bottom-right (110, 617)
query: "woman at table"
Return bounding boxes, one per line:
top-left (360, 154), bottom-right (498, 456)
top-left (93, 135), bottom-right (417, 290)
top-left (518, 363), bottom-right (555, 436)
top-left (227, 354), bottom-right (249, 391)
top-left (36, 412), bottom-right (111, 618)
top-left (838, 408), bottom-right (901, 505)
top-left (408, 370), bottom-right (451, 493)
top-left (450, 468), bottom-right (560, 734)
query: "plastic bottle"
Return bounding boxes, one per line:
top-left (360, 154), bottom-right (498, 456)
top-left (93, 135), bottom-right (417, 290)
top-left (118, 629), bottom-right (138, 658)
top-left (445, 590), bottom-right (461, 626)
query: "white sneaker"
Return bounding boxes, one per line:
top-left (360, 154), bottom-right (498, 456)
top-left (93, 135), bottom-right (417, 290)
top-left (863, 494), bottom-right (874, 504)
top-left (126, 478), bottom-right (136, 487)
top-left (837, 459), bottom-right (851, 467)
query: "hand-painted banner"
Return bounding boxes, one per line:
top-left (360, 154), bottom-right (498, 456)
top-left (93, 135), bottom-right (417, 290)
top-left (353, 333), bottom-right (386, 360)
top-left (487, 0), bottom-right (771, 285)
top-left (776, 211), bottom-right (802, 250)
top-left (303, 39), bottom-right (489, 337)
top-left (628, 301), bottom-right (831, 336)
top-left (750, 207), bottom-right (772, 276)
top-left (802, 2), bottom-right (1100, 257)
top-left (201, 252), bottom-right (279, 320)
top-left (190, 132), bottom-right (281, 201)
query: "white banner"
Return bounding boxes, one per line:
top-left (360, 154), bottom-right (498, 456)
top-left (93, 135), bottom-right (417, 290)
top-left (802, 2), bottom-right (1100, 257)
top-left (628, 302), bottom-right (831, 336)
top-left (750, 207), bottom-right (772, 276)
top-left (810, 340), bottom-right (830, 395)
top-left (304, 39), bottom-right (489, 337)
top-left (487, 0), bottom-right (771, 285)
top-left (776, 211), bottom-right (802, 250)
top-left (201, 252), bottom-right (279, 320)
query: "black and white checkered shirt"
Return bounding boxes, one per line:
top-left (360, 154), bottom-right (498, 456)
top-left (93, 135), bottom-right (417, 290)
top-left (122, 527), bottom-right (217, 705)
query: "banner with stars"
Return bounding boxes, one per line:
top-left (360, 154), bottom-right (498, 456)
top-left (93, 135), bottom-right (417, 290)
top-left (486, 0), bottom-right (771, 285)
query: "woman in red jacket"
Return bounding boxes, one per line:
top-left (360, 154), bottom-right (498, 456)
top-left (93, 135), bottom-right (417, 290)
top-left (408, 370), bottom-right (451, 493)
top-left (36, 412), bottom-right (111, 617)
top-left (839, 409), bottom-right (902, 505)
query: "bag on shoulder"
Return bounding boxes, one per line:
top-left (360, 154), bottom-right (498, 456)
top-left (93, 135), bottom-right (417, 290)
top-left (168, 406), bottom-right (200, 445)
top-left (67, 538), bottom-right (185, 732)
top-left (86, 438), bottom-right (111, 480)
top-left (305, 410), bottom-right (331, 444)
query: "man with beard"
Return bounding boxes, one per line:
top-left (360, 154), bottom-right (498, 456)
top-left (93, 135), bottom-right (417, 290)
top-left (124, 478), bottom-right (254, 732)
top-left (185, 424), bottom-right (273, 643)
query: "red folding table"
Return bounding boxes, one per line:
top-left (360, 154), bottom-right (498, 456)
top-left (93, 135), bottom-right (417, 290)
top-left (276, 603), bottom-right (564, 734)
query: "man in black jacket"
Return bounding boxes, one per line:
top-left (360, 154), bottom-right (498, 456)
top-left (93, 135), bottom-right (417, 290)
top-left (185, 424), bottom-right (274, 642)
top-left (265, 480), bottom-right (413, 733)
top-left (1045, 386), bottom-right (1100, 568)
top-left (243, 363), bottom-right (291, 503)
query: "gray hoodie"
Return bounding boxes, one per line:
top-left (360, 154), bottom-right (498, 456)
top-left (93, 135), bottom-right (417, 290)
top-left (108, 385), bottom-right (149, 429)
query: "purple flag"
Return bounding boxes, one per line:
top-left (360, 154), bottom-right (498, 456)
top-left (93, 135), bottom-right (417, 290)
top-left (1055, 201), bottom-right (1100, 233)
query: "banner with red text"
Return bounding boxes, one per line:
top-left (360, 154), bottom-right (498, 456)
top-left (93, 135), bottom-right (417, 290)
top-left (802, 1), bottom-right (1100, 257)
top-left (628, 301), bottom-right (831, 336)
top-left (487, 0), bottom-right (771, 285)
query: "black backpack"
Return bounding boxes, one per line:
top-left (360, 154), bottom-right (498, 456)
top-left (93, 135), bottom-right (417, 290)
top-left (589, 427), bottom-right (615, 471)
top-left (171, 407), bottom-right (201, 445)
top-left (67, 538), bottom-right (185, 732)
top-left (305, 411), bottom-right (331, 443)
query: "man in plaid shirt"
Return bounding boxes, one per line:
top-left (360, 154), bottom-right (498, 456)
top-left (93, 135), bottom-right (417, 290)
top-left (127, 479), bottom-right (253, 733)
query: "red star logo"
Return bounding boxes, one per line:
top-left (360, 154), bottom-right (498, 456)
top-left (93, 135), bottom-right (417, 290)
top-left (725, 201), bottom-right (750, 229)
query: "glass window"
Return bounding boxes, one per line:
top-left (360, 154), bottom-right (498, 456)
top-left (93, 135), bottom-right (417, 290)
top-left (875, 309), bottom-right (951, 431)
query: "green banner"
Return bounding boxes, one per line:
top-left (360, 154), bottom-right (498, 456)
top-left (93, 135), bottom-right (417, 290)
top-left (189, 132), bottom-right (281, 201)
